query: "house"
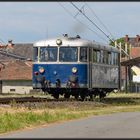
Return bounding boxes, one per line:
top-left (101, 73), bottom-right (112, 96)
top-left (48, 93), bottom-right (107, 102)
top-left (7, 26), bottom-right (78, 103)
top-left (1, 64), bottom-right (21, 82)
top-left (0, 41), bottom-right (34, 94)
top-left (123, 35), bottom-right (140, 58)
top-left (120, 35), bottom-right (140, 92)
top-left (0, 40), bottom-right (33, 61)
top-left (0, 60), bottom-right (33, 94)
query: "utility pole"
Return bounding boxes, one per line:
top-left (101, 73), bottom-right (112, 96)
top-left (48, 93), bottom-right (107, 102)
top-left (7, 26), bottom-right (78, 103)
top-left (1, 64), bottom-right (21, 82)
top-left (115, 41), bottom-right (117, 48)
top-left (125, 42), bottom-right (128, 60)
top-left (119, 42), bottom-right (122, 62)
top-left (119, 42), bottom-right (122, 91)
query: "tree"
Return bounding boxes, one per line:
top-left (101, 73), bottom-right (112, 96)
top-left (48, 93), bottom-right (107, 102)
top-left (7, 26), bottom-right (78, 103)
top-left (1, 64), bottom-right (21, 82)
top-left (109, 38), bottom-right (125, 47)
top-left (109, 38), bottom-right (130, 58)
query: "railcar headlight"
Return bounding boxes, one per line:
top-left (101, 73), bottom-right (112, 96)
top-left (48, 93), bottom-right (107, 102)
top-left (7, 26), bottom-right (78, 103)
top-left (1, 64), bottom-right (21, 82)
top-left (39, 67), bottom-right (45, 74)
top-left (56, 39), bottom-right (62, 45)
top-left (72, 67), bottom-right (77, 73)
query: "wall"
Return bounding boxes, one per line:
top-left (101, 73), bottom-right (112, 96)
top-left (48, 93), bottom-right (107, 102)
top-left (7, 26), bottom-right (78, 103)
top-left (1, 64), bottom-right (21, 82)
top-left (2, 80), bottom-right (33, 94)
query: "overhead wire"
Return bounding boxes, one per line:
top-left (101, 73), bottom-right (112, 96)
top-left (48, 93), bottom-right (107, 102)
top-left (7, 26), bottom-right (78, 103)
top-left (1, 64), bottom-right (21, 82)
top-left (70, 2), bottom-right (111, 40)
top-left (57, 2), bottom-right (108, 43)
top-left (84, 2), bottom-right (115, 40)
top-left (70, 2), bottom-right (130, 58)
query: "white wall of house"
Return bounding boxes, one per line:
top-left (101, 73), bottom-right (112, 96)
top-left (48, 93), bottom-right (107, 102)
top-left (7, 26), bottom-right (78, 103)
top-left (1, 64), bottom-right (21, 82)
top-left (2, 80), bottom-right (33, 94)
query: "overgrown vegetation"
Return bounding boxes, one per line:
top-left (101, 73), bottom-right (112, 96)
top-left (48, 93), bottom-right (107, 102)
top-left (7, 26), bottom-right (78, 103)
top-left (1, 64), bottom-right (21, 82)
top-left (109, 38), bottom-right (130, 57)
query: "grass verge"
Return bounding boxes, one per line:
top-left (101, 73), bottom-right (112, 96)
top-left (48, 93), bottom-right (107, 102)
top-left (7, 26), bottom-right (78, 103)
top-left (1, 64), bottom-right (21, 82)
top-left (0, 93), bottom-right (140, 134)
top-left (0, 104), bottom-right (140, 134)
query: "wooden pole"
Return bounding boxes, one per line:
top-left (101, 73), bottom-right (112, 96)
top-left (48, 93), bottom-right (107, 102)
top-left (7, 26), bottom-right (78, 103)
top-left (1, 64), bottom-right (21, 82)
top-left (125, 66), bottom-right (128, 93)
top-left (119, 42), bottom-right (122, 91)
top-left (128, 66), bottom-right (132, 92)
top-left (119, 42), bottom-right (122, 62)
top-left (125, 43), bottom-right (128, 60)
top-left (115, 41), bottom-right (117, 48)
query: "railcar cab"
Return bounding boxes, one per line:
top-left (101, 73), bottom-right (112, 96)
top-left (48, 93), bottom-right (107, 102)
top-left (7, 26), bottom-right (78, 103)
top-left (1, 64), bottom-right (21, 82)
top-left (33, 34), bottom-right (90, 100)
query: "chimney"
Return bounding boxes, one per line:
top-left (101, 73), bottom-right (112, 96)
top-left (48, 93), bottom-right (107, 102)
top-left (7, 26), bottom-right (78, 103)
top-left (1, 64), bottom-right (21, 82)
top-left (63, 34), bottom-right (68, 37)
top-left (8, 40), bottom-right (13, 45)
top-left (76, 35), bottom-right (80, 39)
top-left (7, 39), bottom-right (14, 49)
top-left (136, 35), bottom-right (140, 43)
top-left (124, 35), bottom-right (129, 42)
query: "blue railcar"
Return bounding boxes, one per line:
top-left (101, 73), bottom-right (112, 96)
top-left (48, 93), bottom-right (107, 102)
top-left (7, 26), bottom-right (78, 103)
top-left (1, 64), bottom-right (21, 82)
top-left (32, 34), bottom-right (120, 100)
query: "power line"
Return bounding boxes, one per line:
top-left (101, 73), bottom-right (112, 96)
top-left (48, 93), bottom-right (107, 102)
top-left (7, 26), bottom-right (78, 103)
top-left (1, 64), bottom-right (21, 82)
top-left (58, 2), bottom-right (107, 43)
top-left (70, 2), bottom-right (130, 58)
top-left (84, 2), bottom-right (115, 39)
top-left (71, 2), bottom-right (110, 40)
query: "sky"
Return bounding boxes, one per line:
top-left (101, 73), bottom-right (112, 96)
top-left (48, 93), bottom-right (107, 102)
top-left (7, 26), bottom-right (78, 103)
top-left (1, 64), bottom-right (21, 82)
top-left (0, 2), bottom-right (140, 45)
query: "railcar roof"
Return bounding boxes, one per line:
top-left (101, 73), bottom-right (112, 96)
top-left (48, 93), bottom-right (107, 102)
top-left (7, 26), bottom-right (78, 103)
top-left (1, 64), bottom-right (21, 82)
top-left (33, 36), bottom-right (119, 53)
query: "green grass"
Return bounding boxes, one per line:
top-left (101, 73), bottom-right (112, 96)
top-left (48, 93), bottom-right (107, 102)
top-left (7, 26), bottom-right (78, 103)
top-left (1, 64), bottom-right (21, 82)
top-left (0, 92), bottom-right (140, 134)
top-left (0, 110), bottom-right (88, 134)
top-left (1, 105), bottom-right (140, 134)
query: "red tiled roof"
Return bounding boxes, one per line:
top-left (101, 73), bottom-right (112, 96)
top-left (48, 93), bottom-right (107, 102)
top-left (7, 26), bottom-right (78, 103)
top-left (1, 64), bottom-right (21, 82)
top-left (0, 43), bottom-right (33, 60)
top-left (0, 60), bottom-right (32, 80)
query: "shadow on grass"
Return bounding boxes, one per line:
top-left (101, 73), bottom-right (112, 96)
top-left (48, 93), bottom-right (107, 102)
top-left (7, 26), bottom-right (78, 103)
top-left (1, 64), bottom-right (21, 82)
top-left (102, 97), bottom-right (140, 105)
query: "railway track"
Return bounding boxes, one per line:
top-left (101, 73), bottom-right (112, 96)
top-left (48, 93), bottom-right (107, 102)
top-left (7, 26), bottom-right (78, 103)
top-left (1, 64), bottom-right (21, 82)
top-left (0, 96), bottom-right (79, 104)
top-left (0, 96), bottom-right (49, 104)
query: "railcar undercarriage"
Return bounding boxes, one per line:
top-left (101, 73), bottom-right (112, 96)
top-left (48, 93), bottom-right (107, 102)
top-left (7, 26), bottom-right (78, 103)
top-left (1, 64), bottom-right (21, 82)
top-left (40, 87), bottom-right (116, 101)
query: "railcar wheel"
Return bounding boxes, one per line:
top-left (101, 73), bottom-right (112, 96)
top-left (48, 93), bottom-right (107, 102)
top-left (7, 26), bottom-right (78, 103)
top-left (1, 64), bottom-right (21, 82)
top-left (80, 94), bottom-right (86, 101)
top-left (53, 93), bottom-right (59, 99)
top-left (64, 93), bottom-right (70, 99)
top-left (89, 94), bottom-right (94, 101)
top-left (74, 94), bottom-right (79, 100)
top-left (99, 92), bottom-right (106, 101)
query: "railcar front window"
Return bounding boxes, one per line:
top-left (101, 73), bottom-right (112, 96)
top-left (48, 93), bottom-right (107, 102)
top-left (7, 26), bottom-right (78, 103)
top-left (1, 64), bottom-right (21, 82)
top-left (59, 47), bottom-right (78, 62)
top-left (33, 47), bottom-right (38, 62)
top-left (40, 47), bottom-right (57, 62)
top-left (80, 47), bottom-right (87, 62)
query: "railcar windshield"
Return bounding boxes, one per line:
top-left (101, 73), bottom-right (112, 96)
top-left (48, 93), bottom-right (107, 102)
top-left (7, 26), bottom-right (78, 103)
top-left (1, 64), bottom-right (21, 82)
top-left (40, 47), bottom-right (57, 62)
top-left (33, 47), bottom-right (38, 62)
top-left (59, 47), bottom-right (78, 62)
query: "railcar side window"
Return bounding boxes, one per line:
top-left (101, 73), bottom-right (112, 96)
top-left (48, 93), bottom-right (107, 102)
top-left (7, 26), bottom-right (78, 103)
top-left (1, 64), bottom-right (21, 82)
top-left (97, 50), bottom-right (101, 63)
top-left (59, 47), bottom-right (78, 62)
top-left (115, 53), bottom-right (118, 65)
top-left (111, 52), bottom-right (118, 65)
top-left (108, 52), bottom-right (111, 65)
top-left (103, 51), bottom-right (108, 64)
top-left (100, 50), bottom-right (104, 63)
top-left (40, 47), bottom-right (57, 62)
top-left (93, 49), bottom-right (97, 62)
top-left (80, 47), bottom-right (87, 62)
top-left (33, 47), bottom-right (38, 62)
top-left (111, 52), bottom-right (115, 65)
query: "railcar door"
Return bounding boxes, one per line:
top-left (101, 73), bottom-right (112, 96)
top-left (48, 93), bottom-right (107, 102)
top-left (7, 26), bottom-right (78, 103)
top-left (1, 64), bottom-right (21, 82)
top-left (88, 47), bottom-right (92, 89)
